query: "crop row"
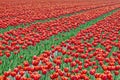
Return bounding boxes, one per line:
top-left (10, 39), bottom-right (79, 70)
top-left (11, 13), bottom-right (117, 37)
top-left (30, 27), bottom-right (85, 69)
top-left (0, 5), bottom-right (119, 57)
top-left (1, 4), bottom-right (120, 34)
top-left (0, 0), bottom-right (120, 28)
top-left (1, 8), bottom-right (120, 80)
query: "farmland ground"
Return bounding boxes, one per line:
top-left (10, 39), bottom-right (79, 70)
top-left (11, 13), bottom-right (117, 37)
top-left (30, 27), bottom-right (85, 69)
top-left (1, 0), bottom-right (120, 80)
top-left (0, 7), bottom-right (119, 75)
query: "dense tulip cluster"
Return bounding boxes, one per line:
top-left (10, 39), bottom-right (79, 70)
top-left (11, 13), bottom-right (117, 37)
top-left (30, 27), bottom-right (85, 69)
top-left (1, 7), bottom-right (120, 80)
top-left (0, 5), bottom-right (119, 59)
top-left (0, 0), bottom-right (120, 28)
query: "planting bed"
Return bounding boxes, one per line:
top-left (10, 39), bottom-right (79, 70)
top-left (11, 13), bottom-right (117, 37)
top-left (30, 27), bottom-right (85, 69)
top-left (0, 0), bottom-right (120, 80)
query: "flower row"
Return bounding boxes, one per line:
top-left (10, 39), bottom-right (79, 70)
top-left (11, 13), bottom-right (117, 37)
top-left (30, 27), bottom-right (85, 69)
top-left (0, 0), bottom-right (120, 28)
top-left (0, 5), bottom-right (119, 59)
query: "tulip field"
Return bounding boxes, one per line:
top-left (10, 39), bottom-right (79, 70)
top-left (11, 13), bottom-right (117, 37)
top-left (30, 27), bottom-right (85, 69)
top-left (1, 0), bottom-right (120, 80)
